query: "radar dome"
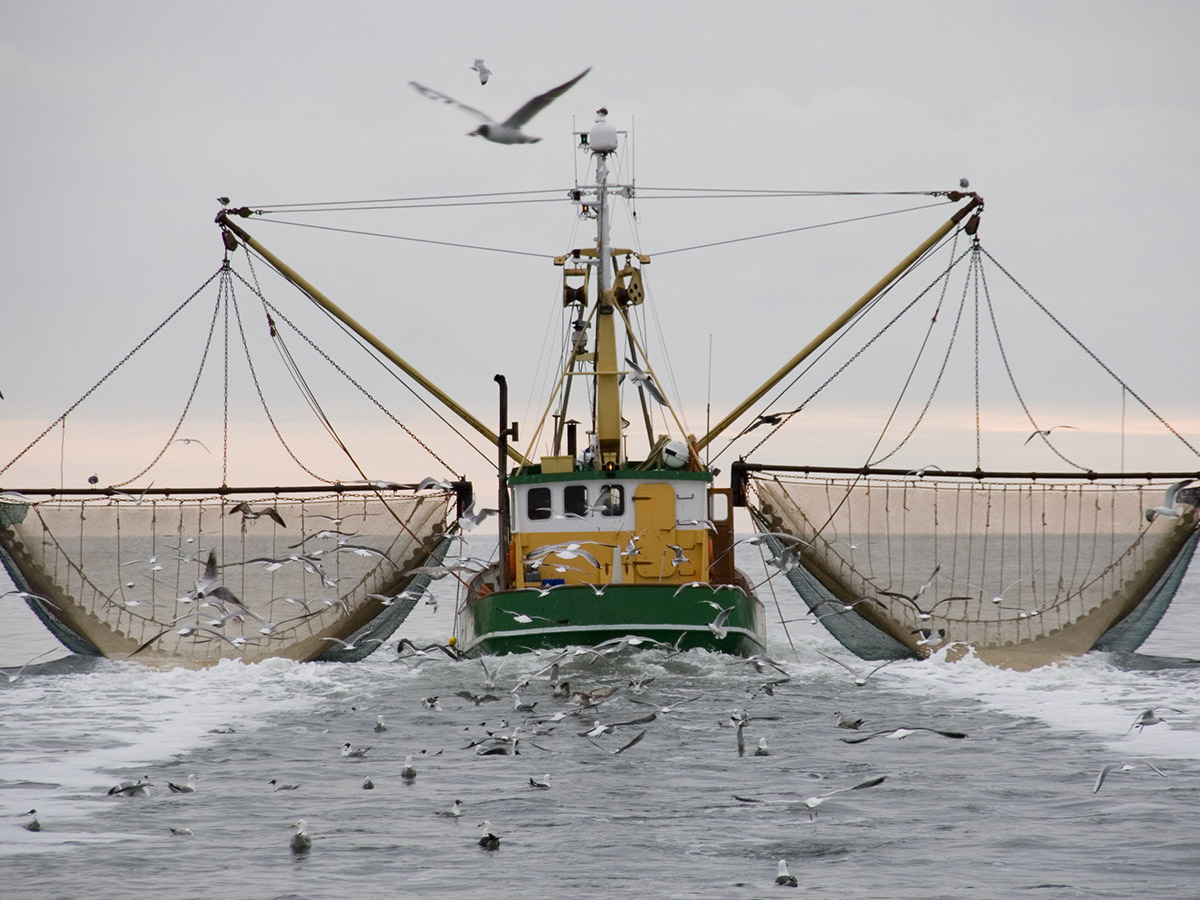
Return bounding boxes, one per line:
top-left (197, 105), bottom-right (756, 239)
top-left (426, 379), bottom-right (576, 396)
top-left (662, 440), bottom-right (688, 469)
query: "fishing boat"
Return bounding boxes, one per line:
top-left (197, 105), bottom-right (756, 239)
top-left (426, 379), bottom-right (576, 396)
top-left (2, 107), bottom-right (1197, 669)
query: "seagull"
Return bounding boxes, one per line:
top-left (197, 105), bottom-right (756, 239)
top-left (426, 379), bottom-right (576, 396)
top-left (107, 481), bottom-right (155, 505)
top-left (813, 597), bottom-right (883, 616)
top-left (458, 501), bottom-right (500, 531)
top-left (2, 647), bottom-right (59, 682)
top-left (374, 715), bottom-right (387, 732)
top-left (814, 650), bottom-right (901, 686)
top-left (907, 464), bottom-right (944, 476)
top-left (402, 755), bottom-right (417, 782)
top-left (340, 742), bottom-right (371, 758)
top-left (775, 860), bottom-right (798, 887)
top-left (169, 826), bottom-right (193, 837)
top-left (290, 820), bottom-right (312, 854)
top-left (228, 501), bottom-right (287, 528)
top-left (469, 58), bottom-right (491, 84)
top-left (171, 438), bottom-right (211, 453)
top-left (269, 779), bottom-right (301, 791)
top-left (912, 627), bottom-right (948, 647)
top-left (624, 357), bottom-right (668, 405)
top-left (586, 729), bottom-right (647, 755)
top-left (744, 413), bottom-right (784, 433)
top-left (840, 726), bottom-right (966, 744)
top-left (417, 476), bottom-right (457, 491)
top-left (881, 592), bottom-right (971, 621)
top-left (801, 775), bottom-right (888, 820)
top-left (477, 820), bottom-right (501, 850)
top-left (1144, 480), bottom-right (1197, 523)
top-left (967, 572), bottom-right (1037, 605)
top-left (1093, 760), bottom-right (1167, 793)
top-left (320, 635), bottom-right (385, 652)
top-left (835, 711), bottom-right (864, 730)
top-left (167, 774), bottom-right (198, 793)
top-left (529, 774), bottom-right (552, 790)
top-left (362, 776), bottom-right (375, 790)
top-left (1128, 706), bottom-right (1184, 733)
top-left (108, 776), bottom-right (152, 797)
top-left (436, 799), bottom-right (464, 817)
top-left (22, 809), bottom-right (41, 832)
top-left (707, 604), bottom-right (735, 639)
top-left (410, 67), bottom-right (590, 144)
top-left (1024, 424), bottom-right (1076, 445)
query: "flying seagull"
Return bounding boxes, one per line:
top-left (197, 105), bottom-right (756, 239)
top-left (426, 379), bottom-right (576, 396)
top-left (1144, 480), bottom-right (1196, 523)
top-left (624, 357), bottom-right (668, 405)
top-left (840, 726), bottom-right (966, 744)
top-left (815, 649), bottom-right (901, 686)
top-left (1024, 424), bottom-right (1076, 445)
top-left (410, 67), bottom-right (590, 144)
top-left (1128, 706), bottom-right (1183, 733)
top-left (469, 58), bottom-right (491, 84)
top-left (1093, 760), bottom-right (1167, 793)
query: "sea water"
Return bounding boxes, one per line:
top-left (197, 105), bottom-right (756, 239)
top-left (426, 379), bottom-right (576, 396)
top-left (1, 539), bottom-right (1197, 899)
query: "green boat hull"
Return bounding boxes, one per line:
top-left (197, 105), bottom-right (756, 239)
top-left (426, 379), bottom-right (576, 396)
top-left (454, 582), bottom-right (766, 657)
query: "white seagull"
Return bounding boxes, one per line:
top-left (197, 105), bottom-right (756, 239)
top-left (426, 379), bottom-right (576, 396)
top-left (1093, 760), bottom-right (1167, 793)
top-left (410, 67), bottom-right (590, 144)
top-left (1024, 424), bottom-right (1076, 445)
top-left (290, 820), bottom-right (312, 854)
top-left (469, 58), bottom-right (491, 84)
top-left (776, 860), bottom-right (798, 887)
top-left (1144, 480), bottom-right (1196, 523)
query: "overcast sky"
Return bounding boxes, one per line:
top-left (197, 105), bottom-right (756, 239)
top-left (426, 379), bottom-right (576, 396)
top-left (3, 1), bottom-right (1198, 492)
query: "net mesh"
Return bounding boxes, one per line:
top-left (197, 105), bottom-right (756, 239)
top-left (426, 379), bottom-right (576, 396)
top-left (0, 490), bottom-right (452, 666)
top-left (750, 474), bottom-right (1198, 668)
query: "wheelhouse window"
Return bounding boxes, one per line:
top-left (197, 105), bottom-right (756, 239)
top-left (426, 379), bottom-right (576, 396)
top-left (597, 484), bottom-right (624, 516)
top-left (564, 485), bottom-right (589, 518)
top-left (528, 487), bottom-right (552, 520)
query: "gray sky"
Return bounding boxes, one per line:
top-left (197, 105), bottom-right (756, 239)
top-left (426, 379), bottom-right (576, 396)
top-left (3, 1), bottom-right (1198, 490)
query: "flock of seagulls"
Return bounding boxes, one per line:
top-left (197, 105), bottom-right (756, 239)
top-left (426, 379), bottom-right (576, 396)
top-left (8, 620), bottom-right (1187, 890)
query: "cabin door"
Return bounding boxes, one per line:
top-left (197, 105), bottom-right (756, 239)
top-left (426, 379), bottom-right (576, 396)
top-left (632, 483), bottom-right (691, 581)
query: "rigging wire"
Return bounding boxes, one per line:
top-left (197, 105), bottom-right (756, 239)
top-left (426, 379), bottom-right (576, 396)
top-left (250, 217), bottom-right (554, 260)
top-left (247, 187), bottom-right (568, 211)
top-left (653, 201), bottom-right (953, 257)
top-left (980, 246), bottom-right (1200, 460)
top-left (710, 228), bottom-right (970, 463)
top-left (231, 257), bottom-right (484, 473)
top-left (0, 267), bottom-right (225, 480)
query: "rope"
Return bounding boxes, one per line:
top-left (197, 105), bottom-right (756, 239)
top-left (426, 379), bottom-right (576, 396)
top-left (0, 267), bottom-right (224, 478)
top-left (250, 217), bottom-right (553, 260)
top-left (980, 246), bottom-right (1200, 459)
top-left (977, 252), bottom-right (1090, 471)
top-left (654, 201), bottom-right (952, 257)
top-left (230, 262), bottom-right (475, 473)
top-left (110, 277), bottom-right (226, 488)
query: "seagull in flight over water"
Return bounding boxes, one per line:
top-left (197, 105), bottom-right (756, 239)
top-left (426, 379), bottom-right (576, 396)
top-left (410, 67), bottom-right (590, 144)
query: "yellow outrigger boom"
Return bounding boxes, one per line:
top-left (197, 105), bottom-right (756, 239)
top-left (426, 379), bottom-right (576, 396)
top-left (217, 211), bottom-right (531, 467)
top-left (695, 192), bottom-right (983, 452)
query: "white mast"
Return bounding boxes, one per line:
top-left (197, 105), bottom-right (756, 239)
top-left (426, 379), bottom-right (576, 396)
top-left (588, 109), bottom-right (623, 467)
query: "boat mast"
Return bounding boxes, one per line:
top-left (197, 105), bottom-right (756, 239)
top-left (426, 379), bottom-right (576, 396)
top-left (589, 110), bottom-right (622, 468)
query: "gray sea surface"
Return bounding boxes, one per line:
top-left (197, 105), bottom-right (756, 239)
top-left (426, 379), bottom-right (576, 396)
top-left (2, 538), bottom-right (1198, 899)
